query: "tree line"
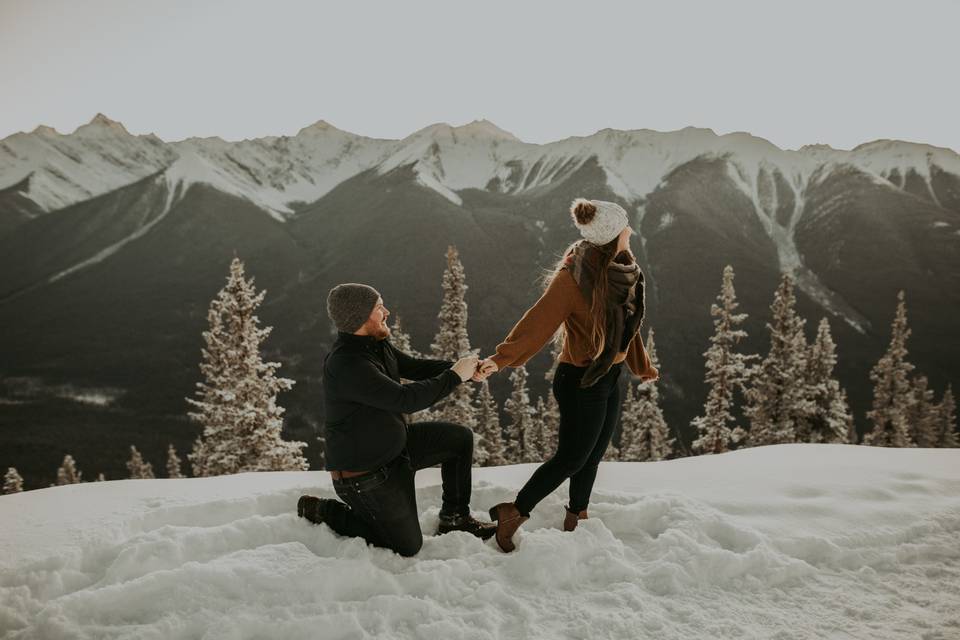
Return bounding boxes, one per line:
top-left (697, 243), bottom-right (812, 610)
top-left (3, 249), bottom-right (955, 494)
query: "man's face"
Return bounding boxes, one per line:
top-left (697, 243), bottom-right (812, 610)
top-left (357, 297), bottom-right (391, 340)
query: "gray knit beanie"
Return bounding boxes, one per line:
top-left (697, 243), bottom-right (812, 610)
top-left (327, 283), bottom-right (381, 333)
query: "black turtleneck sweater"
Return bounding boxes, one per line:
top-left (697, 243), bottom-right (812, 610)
top-left (322, 331), bottom-right (463, 471)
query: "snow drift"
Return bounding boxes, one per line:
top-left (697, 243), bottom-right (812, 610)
top-left (1, 444), bottom-right (958, 639)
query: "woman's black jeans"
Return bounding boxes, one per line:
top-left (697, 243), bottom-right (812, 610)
top-left (515, 361), bottom-right (623, 516)
top-left (322, 421), bottom-right (474, 557)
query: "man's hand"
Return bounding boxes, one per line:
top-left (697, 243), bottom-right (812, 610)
top-left (451, 355), bottom-right (480, 382)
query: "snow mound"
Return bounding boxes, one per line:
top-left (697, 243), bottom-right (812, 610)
top-left (1, 444), bottom-right (958, 639)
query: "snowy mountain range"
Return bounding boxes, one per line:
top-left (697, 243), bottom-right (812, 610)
top-left (6, 114), bottom-right (960, 218)
top-left (1, 115), bottom-right (958, 487)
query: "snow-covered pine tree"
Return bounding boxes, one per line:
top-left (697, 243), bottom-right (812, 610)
top-left (545, 333), bottom-right (564, 383)
top-left (524, 398), bottom-right (550, 462)
top-left (841, 388), bottom-right (858, 444)
top-left (936, 384), bottom-right (958, 448)
top-left (503, 366), bottom-right (534, 463)
top-left (167, 444), bottom-right (184, 479)
top-left (541, 393), bottom-right (561, 457)
top-left (906, 375), bottom-right (939, 448)
top-left (602, 441), bottom-right (621, 461)
top-left (388, 315), bottom-right (422, 359)
top-left (743, 272), bottom-right (812, 447)
top-left (187, 258), bottom-right (309, 476)
top-left (798, 318), bottom-right (854, 444)
top-left (864, 291), bottom-right (916, 447)
top-left (618, 381), bottom-right (643, 460)
top-left (539, 339), bottom-right (563, 458)
top-left (473, 380), bottom-right (505, 466)
top-left (637, 327), bottom-right (676, 462)
top-left (95, 473), bottom-right (105, 482)
top-left (691, 265), bottom-right (755, 454)
top-left (56, 455), bottom-right (82, 485)
top-left (619, 342), bottom-right (671, 460)
top-left (431, 245), bottom-right (471, 360)
top-left (126, 446), bottom-right (155, 479)
top-left (3, 467), bottom-right (23, 494)
top-left (429, 246), bottom-right (478, 430)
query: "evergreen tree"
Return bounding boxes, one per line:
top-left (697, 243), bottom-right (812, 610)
top-left (388, 315), bottom-right (423, 359)
top-left (429, 246), bottom-right (478, 430)
top-left (691, 266), bottom-right (755, 454)
top-left (545, 333), bottom-right (564, 383)
top-left (618, 382), bottom-right (643, 460)
top-left (187, 258), bottom-right (309, 476)
top-left (743, 272), bottom-right (812, 447)
top-left (541, 393), bottom-right (561, 457)
top-left (798, 318), bottom-right (854, 443)
top-left (503, 366), bottom-right (534, 463)
top-left (523, 398), bottom-right (549, 462)
top-left (474, 381), bottom-right (505, 465)
top-left (936, 384), bottom-right (958, 448)
top-left (167, 444), bottom-right (184, 479)
top-left (127, 446), bottom-right (155, 479)
top-left (3, 467), bottom-right (23, 494)
top-left (56, 454), bottom-right (82, 485)
top-left (431, 246), bottom-right (471, 360)
top-left (864, 291), bottom-right (916, 447)
top-left (539, 340), bottom-right (563, 457)
top-left (602, 441), bottom-right (621, 461)
top-left (637, 327), bottom-right (676, 462)
top-left (95, 473), bottom-right (106, 482)
top-left (906, 375), bottom-right (939, 448)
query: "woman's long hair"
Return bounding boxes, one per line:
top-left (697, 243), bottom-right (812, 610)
top-left (541, 199), bottom-right (623, 358)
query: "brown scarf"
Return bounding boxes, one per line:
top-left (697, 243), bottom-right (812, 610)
top-left (564, 241), bottom-right (644, 388)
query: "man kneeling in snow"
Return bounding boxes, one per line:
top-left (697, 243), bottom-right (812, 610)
top-left (297, 283), bottom-right (496, 556)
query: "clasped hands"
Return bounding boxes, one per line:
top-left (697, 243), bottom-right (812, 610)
top-left (450, 354), bottom-right (499, 383)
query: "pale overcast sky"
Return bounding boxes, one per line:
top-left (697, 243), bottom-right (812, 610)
top-left (1, 0), bottom-right (957, 151)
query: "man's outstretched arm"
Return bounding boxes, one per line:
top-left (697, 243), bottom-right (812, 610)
top-left (330, 354), bottom-right (463, 415)
top-left (390, 342), bottom-right (457, 381)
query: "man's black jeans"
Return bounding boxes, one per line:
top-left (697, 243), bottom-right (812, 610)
top-left (322, 421), bottom-right (474, 557)
top-left (515, 361), bottom-right (623, 516)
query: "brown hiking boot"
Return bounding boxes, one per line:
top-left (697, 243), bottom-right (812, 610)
top-left (563, 506), bottom-right (588, 532)
top-left (487, 502), bottom-right (529, 552)
top-left (437, 513), bottom-right (497, 540)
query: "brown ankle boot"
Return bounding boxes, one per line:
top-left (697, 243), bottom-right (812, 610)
top-left (488, 502), bottom-right (529, 552)
top-left (563, 506), bottom-right (588, 532)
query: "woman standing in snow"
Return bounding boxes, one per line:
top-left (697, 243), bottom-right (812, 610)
top-left (477, 198), bottom-right (659, 553)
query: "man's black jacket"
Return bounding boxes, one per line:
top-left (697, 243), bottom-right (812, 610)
top-left (322, 331), bottom-right (462, 471)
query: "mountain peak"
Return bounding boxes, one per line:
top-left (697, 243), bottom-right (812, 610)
top-left (31, 125), bottom-right (59, 136)
top-left (296, 119), bottom-right (341, 136)
top-left (455, 119), bottom-right (520, 141)
top-left (799, 143), bottom-right (836, 152)
top-left (77, 113), bottom-right (130, 135)
top-left (407, 120), bottom-right (520, 143)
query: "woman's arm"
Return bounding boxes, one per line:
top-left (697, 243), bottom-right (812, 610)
top-left (488, 269), bottom-right (577, 371)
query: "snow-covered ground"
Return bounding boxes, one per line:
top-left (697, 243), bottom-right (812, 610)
top-left (1, 444), bottom-right (958, 640)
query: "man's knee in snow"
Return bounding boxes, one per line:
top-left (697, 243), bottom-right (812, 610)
top-left (392, 534), bottom-right (423, 557)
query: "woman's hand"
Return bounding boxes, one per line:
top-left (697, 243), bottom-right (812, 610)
top-left (471, 358), bottom-right (500, 381)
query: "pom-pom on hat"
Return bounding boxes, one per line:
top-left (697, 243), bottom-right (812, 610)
top-left (570, 198), bottom-right (630, 245)
top-left (327, 283), bottom-right (381, 333)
